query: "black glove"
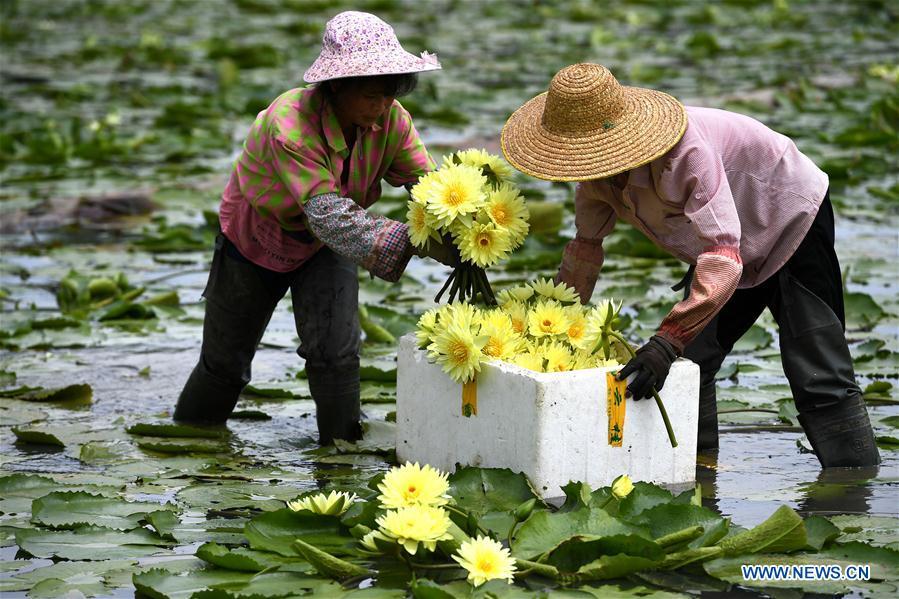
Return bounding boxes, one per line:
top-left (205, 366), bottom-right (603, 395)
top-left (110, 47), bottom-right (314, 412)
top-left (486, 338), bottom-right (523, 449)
top-left (617, 335), bottom-right (678, 400)
top-left (415, 234), bottom-right (459, 267)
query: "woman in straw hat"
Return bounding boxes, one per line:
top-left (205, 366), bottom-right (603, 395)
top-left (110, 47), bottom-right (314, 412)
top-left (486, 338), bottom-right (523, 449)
top-left (501, 63), bottom-right (879, 468)
top-left (173, 12), bottom-right (453, 444)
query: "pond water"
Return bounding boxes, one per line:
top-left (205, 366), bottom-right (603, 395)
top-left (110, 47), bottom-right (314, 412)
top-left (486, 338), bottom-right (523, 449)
top-left (1, 0), bottom-right (897, 597)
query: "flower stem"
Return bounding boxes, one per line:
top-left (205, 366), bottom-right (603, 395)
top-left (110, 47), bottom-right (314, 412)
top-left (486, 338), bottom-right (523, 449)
top-left (609, 331), bottom-right (678, 448)
top-left (444, 504), bottom-right (490, 537)
top-left (435, 270), bottom-right (456, 303)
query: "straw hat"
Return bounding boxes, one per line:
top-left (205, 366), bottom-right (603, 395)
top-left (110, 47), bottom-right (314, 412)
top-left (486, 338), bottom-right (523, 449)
top-left (303, 11), bottom-right (441, 83)
top-left (501, 63), bottom-right (687, 181)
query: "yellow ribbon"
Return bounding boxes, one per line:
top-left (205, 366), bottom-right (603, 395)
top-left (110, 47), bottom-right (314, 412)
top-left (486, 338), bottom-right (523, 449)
top-left (606, 372), bottom-right (626, 446)
top-left (462, 377), bottom-right (478, 417)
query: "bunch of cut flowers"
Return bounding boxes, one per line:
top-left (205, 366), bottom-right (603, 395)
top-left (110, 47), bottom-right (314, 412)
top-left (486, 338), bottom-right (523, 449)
top-left (415, 277), bottom-right (677, 446)
top-left (407, 149), bottom-right (529, 305)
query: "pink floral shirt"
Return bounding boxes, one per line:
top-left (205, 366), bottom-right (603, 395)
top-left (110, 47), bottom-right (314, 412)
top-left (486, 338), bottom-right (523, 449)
top-left (219, 86), bottom-right (434, 278)
top-left (558, 106), bottom-right (829, 353)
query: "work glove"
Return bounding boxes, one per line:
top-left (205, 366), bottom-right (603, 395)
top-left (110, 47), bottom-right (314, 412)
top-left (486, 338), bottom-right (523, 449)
top-left (414, 235), bottom-right (459, 268)
top-left (617, 335), bottom-right (678, 400)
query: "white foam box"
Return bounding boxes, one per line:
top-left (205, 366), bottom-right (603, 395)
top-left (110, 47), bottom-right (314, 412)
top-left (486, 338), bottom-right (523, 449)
top-left (395, 334), bottom-right (700, 498)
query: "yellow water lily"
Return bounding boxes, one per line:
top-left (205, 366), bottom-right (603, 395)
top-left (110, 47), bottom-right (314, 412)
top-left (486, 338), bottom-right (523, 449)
top-left (479, 311), bottom-right (521, 360)
top-left (444, 148), bottom-right (515, 183)
top-left (541, 340), bottom-right (574, 372)
top-left (584, 299), bottom-right (623, 358)
top-left (359, 529), bottom-right (393, 553)
top-left (457, 221), bottom-right (512, 267)
top-left (527, 299), bottom-right (571, 338)
top-left (429, 322), bottom-right (487, 383)
top-left (611, 474), bottom-right (634, 499)
top-left (496, 285), bottom-right (535, 305)
top-left (287, 490), bottom-right (357, 516)
top-left (416, 308), bottom-right (440, 349)
top-left (564, 305), bottom-right (590, 350)
top-left (416, 164), bottom-right (486, 228)
top-left (377, 461), bottom-right (450, 509)
top-left (376, 505), bottom-right (454, 555)
top-left (484, 183), bottom-right (529, 246)
top-left (499, 299), bottom-right (529, 336)
top-left (452, 535), bottom-right (517, 587)
top-left (406, 198), bottom-right (437, 248)
top-left (435, 302), bottom-right (481, 334)
top-left (531, 277), bottom-right (579, 303)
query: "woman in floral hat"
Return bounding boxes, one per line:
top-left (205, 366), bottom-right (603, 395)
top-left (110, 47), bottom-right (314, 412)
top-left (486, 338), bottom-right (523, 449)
top-left (501, 63), bottom-right (879, 468)
top-left (173, 12), bottom-right (452, 444)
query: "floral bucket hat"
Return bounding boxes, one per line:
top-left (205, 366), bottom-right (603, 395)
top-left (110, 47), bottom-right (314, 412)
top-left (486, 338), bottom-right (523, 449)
top-left (501, 63), bottom-right (686, 181)
top-left (303, 11), bottom-right (441, 83)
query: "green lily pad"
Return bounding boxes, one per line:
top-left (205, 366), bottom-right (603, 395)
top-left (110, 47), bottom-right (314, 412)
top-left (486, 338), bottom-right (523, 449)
top-left (126, 422), bottom-right (227, 438)
top-left (628, 504), bottom-right (730, 550)
top-left (244, 508), bottom-right (354, 557)
top-left (15, 525), bottom-right (174, 560)
top-left (0, 559), bottom-right (134, 595)
top-left (31, 490), bottom-right (175, 530)
top-left (177, 482), bottom-right (304, 513)
top-left (448, 466), bottom-right (540, 516)
top-left (830, 515), bottom-right (899, 549)
top-left (547, 534), bottom-right (665, 573)
top-left (716, 505), bottom-right (807, 556)
top-left (732, 325), bottom-right (773, 352)
top-left (11, 427), bottom-right (65, 447)
top-left (804, 516), bottom-right (842, 550)
top-left (0, 383), bottom-right (92, 403)
top-left (845, 292), bottom-right (886, 330)
top-left (137, 438), bottom-right (231, 454)
top-left (146, 509), bottom-right (181, 541)
top-left (618, 482), bottom-right (675, 518)
top-left (876, 435), bottom-right (899, 450)
top-left (512, 507), bottom-right (649, 560)
top-left (196, 541), bottom-right (309, 573)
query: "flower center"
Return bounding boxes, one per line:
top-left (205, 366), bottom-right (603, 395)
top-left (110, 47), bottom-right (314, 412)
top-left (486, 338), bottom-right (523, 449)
top-left (568, 324), bottom-right (583, 339)
top-left (477, 557), bottom-right (496, 574)
top-left (492, 206), bottom-right (508, 224)
top-left (511, 319), bottom-right (524, 333)
top-left (451, 341), bottom-right (469, 361)
top-left (478, 235), bottom-right (490, 247)
top-left (485, 338), bottom-right (502, 357)
top-left (542, 319), bottom-right (552, 329)
top-left (444, 184), bottom-right (464, 207)
top-left (407, 485), bottom-right (417, 495)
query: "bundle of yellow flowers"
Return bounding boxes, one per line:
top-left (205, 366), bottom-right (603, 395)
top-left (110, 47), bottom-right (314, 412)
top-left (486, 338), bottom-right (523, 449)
top-left (415, 278), bottom-right (626, 385)
top-left (408, 148), bottom-right (529, 304)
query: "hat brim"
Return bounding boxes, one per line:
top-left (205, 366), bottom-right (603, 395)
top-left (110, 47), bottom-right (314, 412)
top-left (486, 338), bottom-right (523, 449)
top-left (303, 50), bottom-right (441, 83)
top-left (501, 87), bottom-right (687, 182)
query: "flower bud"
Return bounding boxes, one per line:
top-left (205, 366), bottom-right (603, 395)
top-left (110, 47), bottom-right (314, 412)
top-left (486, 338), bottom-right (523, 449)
top-left (513, 498), bottom-right (537, 522)
top-left (611, 474), bottom-right (634, 500)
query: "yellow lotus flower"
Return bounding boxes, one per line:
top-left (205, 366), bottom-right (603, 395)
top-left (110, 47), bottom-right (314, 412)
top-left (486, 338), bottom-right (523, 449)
top-left (570, 351), bottom-right (621, 371)
top-left (435, 302), bottom-right (481, 334)
top-left (377, 461), bottom-right (450, 509)
top-left (527, 299), bottom-right (571, 338)
top-left (457, 221), bottom-right (512, 267)
top-left (584, 299), bottom-right (623, 358)
top-left (541, 340), bottom-right (574, 372)
top-left (611, 474), bottom-right (634, 499)
top-left (359, 529), bottom-right (393, 553)
top-left (484, 183), bottom-right (529, 246)
top-left (564, 305), bottom-right (590, 350)
top-left (287, 490), bottom-right (357, 516)
top-left (430, 321), bottom-right (486, 384)
top-left (496, 285), bottom-right (535, 305)
top-left (531, 277), bottom-right (579, 303)
top-left (416, 308), bottom-right (440, 349)
top-left (376, 505), bottom-right (454, 555)
top-left (452, 535), bottom-right (517, 587)
top-left (416, 164), bottom-right (486, 228)
top-left (444, 148), bottom-right (515, 183)
top-left (500, 300), bottom-right (529, 335)
top-left (510, 342), bottom-right (545, 372)
top-left (479, 311), bottom-right (521, 360)
top-left (406, 198), bottom-right (437, 248)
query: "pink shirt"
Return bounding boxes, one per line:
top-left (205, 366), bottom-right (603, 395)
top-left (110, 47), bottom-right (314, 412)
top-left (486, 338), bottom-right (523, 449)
top-left (558, 106), bottom-right (829, 352)
top-left (219, 87), bottom-right (434, 272)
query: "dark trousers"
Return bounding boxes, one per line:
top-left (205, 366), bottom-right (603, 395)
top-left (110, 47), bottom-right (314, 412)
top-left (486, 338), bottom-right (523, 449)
top-left (173, 235), bottom-right (362, 443)
top-left (682, 192), bottom-right (879, 466)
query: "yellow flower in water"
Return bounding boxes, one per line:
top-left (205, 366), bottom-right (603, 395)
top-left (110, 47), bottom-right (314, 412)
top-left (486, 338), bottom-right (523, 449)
top-left (416, 164), bottom-right (486, 228)
top-left (444, 148), bottom-right (515, 183)
top-left (406, 198), bottom-right (437, 248)
top-left (527, 299), bottom-right (571, 338)
top-left (479, 311), bottom-right (521, 361)
top-left (484, 183), bottom-right (529, 246)
top-left (611, 474), bottom-right (634, 499)
top-left (416, 308), bottom-right (440, 349)
top-left (376, 505), bottom-right (454, 555)
top-left (541, 340), bottom-right (574, 372)
top-left (377, 461), bottom-right (450, 509)
top-left (564, 305), bottom-right (589, 350)
top-left (287, 490), bottom-right (357, 516)
top-left (531, 277), bottom-right (579, 303)
top-left (457, 221), bottom-right (512, 267)
top-left (496, 285), bottom-right (534, 305)
top-left (359, 529), bottom-right (393, 553)
top-left (452, 535), bottom-right (517, 587)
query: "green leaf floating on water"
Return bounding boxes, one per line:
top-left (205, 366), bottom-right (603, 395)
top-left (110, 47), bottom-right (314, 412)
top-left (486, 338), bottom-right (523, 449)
top-left (617, 482), bottom-right (675, 518)
top-left (126, 422), bottom-right (227, 438)
top-left (830, 515), bottom-right (899, 549)
top-left (845, 291), bottom-right (886, 330)
top-left (31, 490), bottom-right (176, 530)
top-left (244, 508), bottom-right (355, 557)
top-left (11, 427), bottom-right (65, 447)
top-left (293, 538), bottom-right (370, 580)
top-left (0, 559), bottom-right (135, 596)
top-left (196, 541), bottom-right (308, 573)
top-left (16, 525), bottom-right (174, 560)
top-left (715, 505), bottom-right (807, 556)
top-left (803, 515), bottom-right (842, 550)
top-left (0, 383), bottom-right (92, 403)
top-left (627, 504), bottom-right (730, 550)
top-left (512, 507), bottom-right (649, 561)
top-left (546, 533), bottom-right (665, 574)
top-left (145, 509), bottom-right (180, 541)
top-left (448, 466), bottom-right (540, 516)
top-left (137, 438), bottom-right (231, 454)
